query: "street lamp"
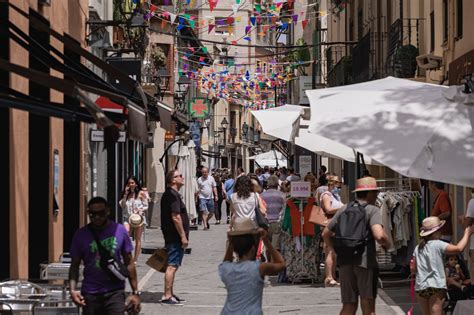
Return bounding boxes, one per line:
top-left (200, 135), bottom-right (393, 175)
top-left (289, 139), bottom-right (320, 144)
top-left (174, 75), bottom-right (191, 112)
top-left (155, 67), bottom-right (171, 100)
top-left (220, 117), bottom-right (229, 146)
top-left (242, 122), bottom-right (249, 141)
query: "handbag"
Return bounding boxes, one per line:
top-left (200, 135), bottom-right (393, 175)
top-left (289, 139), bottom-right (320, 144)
top-left (309, 204), bottom-right (330, 227)
top-left (88, 225), bottom-right (130, 281)
top-left (254, 193), bottom-right (269, 230)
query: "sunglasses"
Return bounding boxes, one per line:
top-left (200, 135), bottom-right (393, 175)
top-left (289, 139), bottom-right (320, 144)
top-left (87, 210), bottom-right (108, 218)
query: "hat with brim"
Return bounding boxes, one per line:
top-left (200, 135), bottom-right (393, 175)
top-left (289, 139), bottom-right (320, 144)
top-left (352, 176), bottom-right (380, 193)
top-left (228, 217), bottom-right (259, 236)
top-left (129, 213), bottom-right (145, 228)
top-left (419, 216), bottom-right (446, 237)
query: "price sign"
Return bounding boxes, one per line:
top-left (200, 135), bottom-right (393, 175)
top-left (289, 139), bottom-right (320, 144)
top-left (290, 181), bottom-right (312, 198)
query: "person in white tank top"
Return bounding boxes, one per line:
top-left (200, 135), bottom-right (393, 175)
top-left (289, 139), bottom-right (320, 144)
top-left (321, 175), bottom-right (345, 287)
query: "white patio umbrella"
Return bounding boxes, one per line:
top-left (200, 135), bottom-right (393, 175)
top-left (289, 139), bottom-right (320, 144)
top-left (306, 76), bottom-right (474, 187)
top-left (177, 140), bottom-right (198, 220)
top-left (248, 150), bottom-right (288, 168)
top-left (251, 105), bottom-right (380, 165)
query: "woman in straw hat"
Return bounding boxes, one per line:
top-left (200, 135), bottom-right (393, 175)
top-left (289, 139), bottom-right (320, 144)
top-left (119, 176), bottom-right (149, 263)
top-left (321, 175), bottom-right (345, 287)
top-left (219, 217), bottom-right (286, 315)
top-left (411, 216), bottom-right (474, 315)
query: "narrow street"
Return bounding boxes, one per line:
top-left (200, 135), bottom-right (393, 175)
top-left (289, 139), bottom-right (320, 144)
top-left (133, 222), bottom-right (403, 315)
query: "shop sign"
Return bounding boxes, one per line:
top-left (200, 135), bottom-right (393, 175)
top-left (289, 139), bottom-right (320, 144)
top-left (290, 181), bottom-right (312, 198)
top-left (90, 130), bottom-right (126, 143)
top-left (189, 98), bottom-right (209, 118)
top-left (299, 76), bottom-right (312, 105)
top-left (299, 155), bottom-right (312, 176)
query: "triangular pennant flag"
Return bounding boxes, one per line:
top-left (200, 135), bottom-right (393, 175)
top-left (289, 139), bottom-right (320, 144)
top-left (232, 4), bottom-right (239, 15)
top-left (255, 4), bottom-right (261, 13)
top-left (257, 16), bottom-right (262, 24)
top-left (161, 19), bottom-right (167, 29)
top-left (150, 4), bottom-right (157, 12)
top-left (187, 0), bottom-right (190, 4)
top-left (292, 15), bottom-right (298, 23)
top-left (169, 13), bottom-right (177, 23)
top-left (209, 0), bottom-right (218, 12)
top-left (271, 16), bottom-right (277, 24)
top-left (250, 16), bottom-right (256, 26)
top-left (189, 20), bottom-right (195, 29)
top-left (263, 25), bottom-right (269, 33)
top-left (243, 36), bottom-right (251, 41)
top-left (208, 24), bottom-right (215, 33)
top-left (236, 0), bottom-right (240, 4)
top-left (302, 19), bottom-right (309, 29)
top-left (201, 47), bottom-right (208, 53)
top-left (231, 40), bottom-right (238, 45)
top-left (245, 25), bottom-right (251, 34)
top-left (227, 17), bottom-right (234, 25)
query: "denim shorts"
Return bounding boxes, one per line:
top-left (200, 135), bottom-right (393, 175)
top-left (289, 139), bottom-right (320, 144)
top-left (166, 242), bottom-right (185, 267)
top-left (199, 198), bottom-right (215, 214)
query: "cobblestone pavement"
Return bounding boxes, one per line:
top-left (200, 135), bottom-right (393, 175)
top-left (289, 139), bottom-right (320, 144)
top-left (131, 222), bottom-right (404, 315)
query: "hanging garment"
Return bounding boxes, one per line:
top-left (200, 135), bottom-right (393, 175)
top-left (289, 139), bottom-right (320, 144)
top-left (280, 230), bottom-right (318, 282)
top-left (287, 198), bottom-right (316, 237)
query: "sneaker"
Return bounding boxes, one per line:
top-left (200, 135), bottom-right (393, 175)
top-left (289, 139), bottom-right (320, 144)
top-left (173, 294), bottom-right (186, 302)
top-left (161, 297), bottom-right (183, 306)
top-left (216, 220), bottom-right (220, 225)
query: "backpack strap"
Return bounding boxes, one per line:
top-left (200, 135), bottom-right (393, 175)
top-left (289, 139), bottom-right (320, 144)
top-left (87, 225), bottom-right (113, 265)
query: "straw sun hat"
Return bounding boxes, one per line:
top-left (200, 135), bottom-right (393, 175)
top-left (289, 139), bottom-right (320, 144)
top-left (419, 216), bottom-right (446, 237)
top-left (352, 176), bottom-right (380, 193)
top-left (228, 217), bottom-right (259, 236)
top-left (129, 213), bottom-right (145, 228)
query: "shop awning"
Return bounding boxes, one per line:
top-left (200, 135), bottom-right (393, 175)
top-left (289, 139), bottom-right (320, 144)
top-left (306, 76), bottom-right (474, 187)
top-left (251, 104), bottom-right (380, 165)
top-left (2, 3), bottom-right (174, 144)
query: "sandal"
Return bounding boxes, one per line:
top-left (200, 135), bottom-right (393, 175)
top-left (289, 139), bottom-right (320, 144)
top-left (324, 278), bottom-right (340, 287)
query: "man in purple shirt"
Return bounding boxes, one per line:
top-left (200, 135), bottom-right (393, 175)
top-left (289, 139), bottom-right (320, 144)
top-left (68, 197), bottom-right (140, 314)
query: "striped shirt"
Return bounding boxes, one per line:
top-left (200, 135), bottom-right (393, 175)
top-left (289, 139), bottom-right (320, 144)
top-left (261, 189), bottom-right (286, 223)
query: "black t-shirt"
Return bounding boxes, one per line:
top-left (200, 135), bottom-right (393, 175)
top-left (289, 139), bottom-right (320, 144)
top-left (160, 187), bottom-right (190, 245)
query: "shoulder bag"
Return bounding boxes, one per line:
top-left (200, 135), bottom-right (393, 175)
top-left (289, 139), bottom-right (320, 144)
top-left (254, 193), bottom-right (269, 230)
top-left (88, 225), bottom-right (130, 281)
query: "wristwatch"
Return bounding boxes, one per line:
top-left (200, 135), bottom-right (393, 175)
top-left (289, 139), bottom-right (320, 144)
top-left (132, 290), bottom-right (140, 296)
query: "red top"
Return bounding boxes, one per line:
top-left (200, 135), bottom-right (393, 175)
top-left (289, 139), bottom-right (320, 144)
top-left (431, 191), bottom-right (453, 235)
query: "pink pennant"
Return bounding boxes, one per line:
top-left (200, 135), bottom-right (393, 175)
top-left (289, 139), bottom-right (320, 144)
top-left (209, 0), bottom-right (218, 12)
top-left (302, 19), bottom-right (309, 29)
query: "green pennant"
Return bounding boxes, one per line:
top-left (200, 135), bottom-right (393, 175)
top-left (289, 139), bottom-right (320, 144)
top-left (183, 14), bottom-right (190, 20)
top-left (255, 4), bottom-right (261, 13)
top-left (227, 59), bottom-right (235, 66)
top-left (202, 47), bottom-right (208, 53)
top-left (189, 20), bottom-right (195, 29)
top-left (236, 0), bottom-right (241, 4)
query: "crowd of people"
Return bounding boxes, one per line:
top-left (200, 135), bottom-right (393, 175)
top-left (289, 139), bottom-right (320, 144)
top-left (66, 164), bottom-right (474, 315)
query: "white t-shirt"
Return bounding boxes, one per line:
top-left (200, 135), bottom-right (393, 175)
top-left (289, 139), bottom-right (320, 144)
top-left (197, 176), bottom-right (216, 199)
top-left (466, 197), bottom-right (474, 250)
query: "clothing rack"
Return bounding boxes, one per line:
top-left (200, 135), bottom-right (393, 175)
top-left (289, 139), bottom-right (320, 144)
top-left (291, 197), bottom-right (314, 284)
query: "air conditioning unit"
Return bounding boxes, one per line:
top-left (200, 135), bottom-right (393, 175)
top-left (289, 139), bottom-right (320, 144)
top-left (416, 54), bottom-right (443, 70)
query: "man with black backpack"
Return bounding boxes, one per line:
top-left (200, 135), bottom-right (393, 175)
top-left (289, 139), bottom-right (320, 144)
top-left (323, 177), bottom-right (389, 315)
top-left (69, 197), bottom-right (141, 314)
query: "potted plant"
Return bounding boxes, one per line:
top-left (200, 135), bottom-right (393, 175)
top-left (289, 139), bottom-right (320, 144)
top-left (394, 44), bottom-right (419, 78)
top-left (151, 45), bottom-right (166, 70)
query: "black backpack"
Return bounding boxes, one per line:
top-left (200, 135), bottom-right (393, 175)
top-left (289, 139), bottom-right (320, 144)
top-left (333, 200), bottom-right (370, 259)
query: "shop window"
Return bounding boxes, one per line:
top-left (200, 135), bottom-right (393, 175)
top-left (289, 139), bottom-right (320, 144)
top-left (443, 0), bottom-right (448, 43)
top-left (456, 0), bottom-right (463, 38)
top-left (430, 11), bottom-right (435, 52)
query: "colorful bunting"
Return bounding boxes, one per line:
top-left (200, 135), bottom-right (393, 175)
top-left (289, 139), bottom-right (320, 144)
top-left (209, 0), bottom-right (218, 12)
top-left (302, 19), bottom-right (309, 29)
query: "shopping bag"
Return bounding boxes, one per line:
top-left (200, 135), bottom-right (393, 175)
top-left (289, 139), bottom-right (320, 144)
top-left (146, 248), bottom-right (168, 273)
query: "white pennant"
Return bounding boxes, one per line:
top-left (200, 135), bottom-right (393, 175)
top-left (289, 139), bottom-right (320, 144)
top-left (169, 13), bottom-right (177, 24)
top-left (232, 4), bottom-right (239, 15)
